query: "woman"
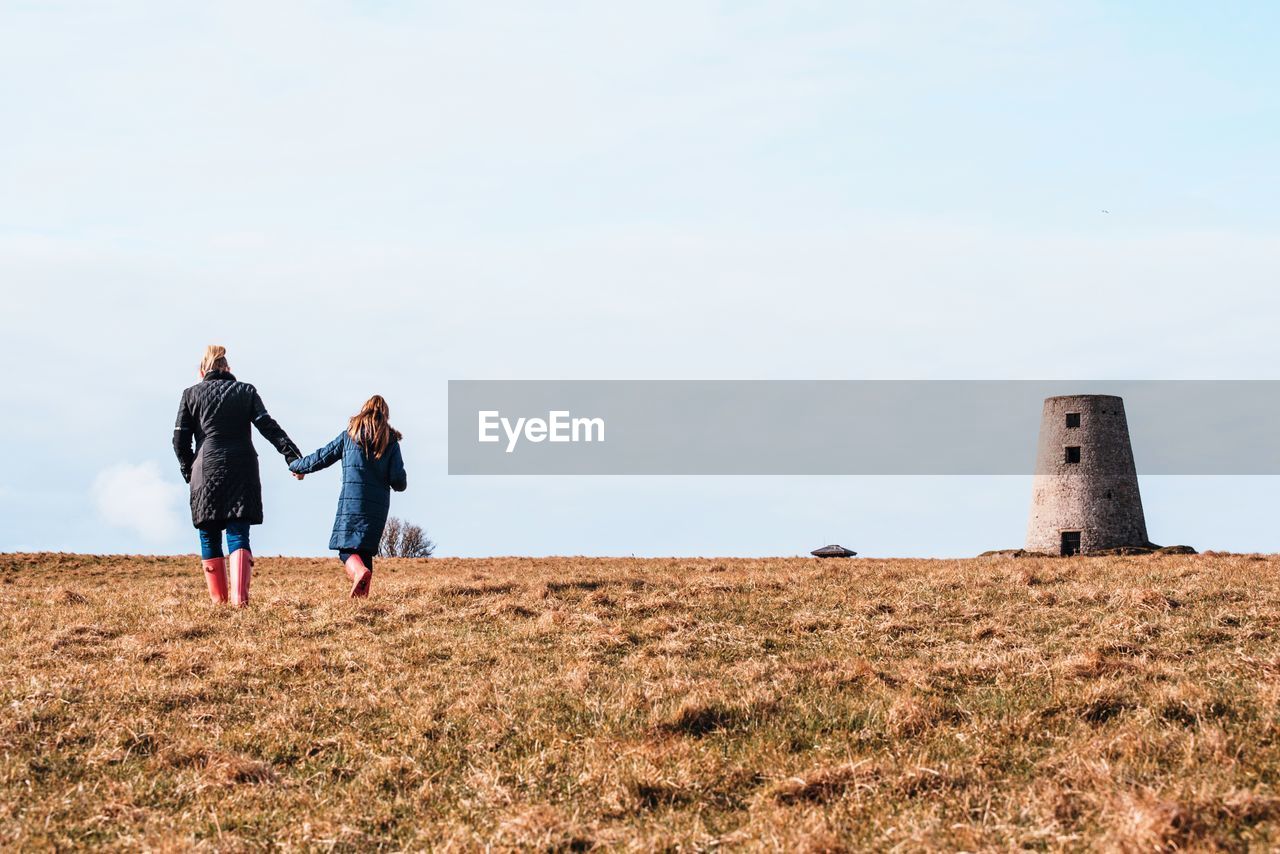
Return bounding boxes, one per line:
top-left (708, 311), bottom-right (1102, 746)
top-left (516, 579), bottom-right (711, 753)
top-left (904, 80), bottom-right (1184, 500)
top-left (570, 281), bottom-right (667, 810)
top-left (289, 395), bottom-right (408, 598)
top-left (173, 345), bottom-right (301, 606)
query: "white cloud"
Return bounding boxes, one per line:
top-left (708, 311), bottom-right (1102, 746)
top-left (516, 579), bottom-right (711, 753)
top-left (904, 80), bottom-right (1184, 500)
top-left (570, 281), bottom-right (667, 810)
top-left (92, 462), bottom-right (186, 544)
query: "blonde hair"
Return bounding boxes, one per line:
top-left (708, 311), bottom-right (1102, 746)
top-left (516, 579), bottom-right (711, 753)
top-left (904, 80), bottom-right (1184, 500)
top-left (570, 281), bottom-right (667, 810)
top-left (348, 395), bottom-right (402, 460)
top-left (200, 344), bottom-right (229, 376)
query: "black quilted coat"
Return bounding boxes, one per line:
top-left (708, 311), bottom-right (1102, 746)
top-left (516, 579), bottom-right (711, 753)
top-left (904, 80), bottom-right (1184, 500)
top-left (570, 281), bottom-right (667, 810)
top-left (172, 370), bottom-right (301, 529)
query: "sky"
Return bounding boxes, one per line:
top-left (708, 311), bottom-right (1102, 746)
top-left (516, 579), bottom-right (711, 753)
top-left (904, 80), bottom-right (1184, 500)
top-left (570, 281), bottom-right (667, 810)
top-left (1, 1), bottom-right (1278, 557)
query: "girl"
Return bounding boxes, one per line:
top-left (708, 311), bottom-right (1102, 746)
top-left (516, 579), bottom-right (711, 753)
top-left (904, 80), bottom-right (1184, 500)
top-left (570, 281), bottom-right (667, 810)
top-left (173, 345), bottom-right (302, 606)
top-left (290, 395), bottom-right (408, 597)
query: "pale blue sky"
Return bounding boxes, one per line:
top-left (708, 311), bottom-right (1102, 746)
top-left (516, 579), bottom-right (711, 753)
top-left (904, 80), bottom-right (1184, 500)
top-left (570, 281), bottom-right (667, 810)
top-left (1, 2), bottom-right (1277, 556)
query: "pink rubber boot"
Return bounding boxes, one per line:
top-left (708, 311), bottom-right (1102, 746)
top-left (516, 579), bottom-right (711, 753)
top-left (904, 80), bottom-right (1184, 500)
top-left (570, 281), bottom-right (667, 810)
top-left (229, 549), bottom-right (253, 607)
top-left (202, 557), bottom-right (228, 604)
top-left (344, 554), bottom-right (372, 598)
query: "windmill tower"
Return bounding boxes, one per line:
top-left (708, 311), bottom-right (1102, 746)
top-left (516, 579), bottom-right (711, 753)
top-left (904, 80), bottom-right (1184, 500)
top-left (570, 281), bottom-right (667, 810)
top-left (1026, 395), bottom-right (1149, 555)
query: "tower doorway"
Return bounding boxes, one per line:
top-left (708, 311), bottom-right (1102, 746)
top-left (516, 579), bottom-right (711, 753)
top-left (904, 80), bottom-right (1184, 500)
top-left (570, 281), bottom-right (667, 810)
top-left (1061, 531), bottom-right (1082, 556)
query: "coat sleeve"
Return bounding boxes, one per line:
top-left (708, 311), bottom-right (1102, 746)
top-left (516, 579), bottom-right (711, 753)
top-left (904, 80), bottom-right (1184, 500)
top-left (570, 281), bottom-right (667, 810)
top-left (388, 440), bottom-right (407, 492)
top-left (250, 389), bottom-right (301, 463)
top-left (172, 392), bottom-right (196, 484)
top-left (289, 433), bottom-right (345, 475)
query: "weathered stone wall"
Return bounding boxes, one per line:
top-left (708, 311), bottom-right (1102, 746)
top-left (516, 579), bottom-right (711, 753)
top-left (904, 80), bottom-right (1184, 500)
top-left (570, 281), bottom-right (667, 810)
top-left (1025, 395), bottom-right (1149, 554)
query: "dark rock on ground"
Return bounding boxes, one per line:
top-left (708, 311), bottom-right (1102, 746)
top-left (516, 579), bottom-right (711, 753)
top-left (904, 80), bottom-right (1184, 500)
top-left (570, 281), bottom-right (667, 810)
top-left (811, 545), bottom-right (857, 558)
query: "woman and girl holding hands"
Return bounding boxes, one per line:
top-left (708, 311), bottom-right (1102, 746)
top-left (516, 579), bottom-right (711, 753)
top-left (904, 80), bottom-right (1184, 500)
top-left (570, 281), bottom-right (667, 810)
top-left (173, 345), bottom-right (407, 605)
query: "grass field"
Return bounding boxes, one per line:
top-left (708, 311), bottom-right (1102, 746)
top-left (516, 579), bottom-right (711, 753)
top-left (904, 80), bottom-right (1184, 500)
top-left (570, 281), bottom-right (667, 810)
top-left (3, 552), bottom-right (1280, 851)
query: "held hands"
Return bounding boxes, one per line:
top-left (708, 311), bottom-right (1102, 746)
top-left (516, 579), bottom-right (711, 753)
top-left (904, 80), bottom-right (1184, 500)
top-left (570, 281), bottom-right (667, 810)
top-left (293, 472), bottom-right (304, 481)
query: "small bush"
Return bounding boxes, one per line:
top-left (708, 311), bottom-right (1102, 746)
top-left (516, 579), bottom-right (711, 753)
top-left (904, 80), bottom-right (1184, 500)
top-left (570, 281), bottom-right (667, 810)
top-left (379, 516), bottom-right (435, 558)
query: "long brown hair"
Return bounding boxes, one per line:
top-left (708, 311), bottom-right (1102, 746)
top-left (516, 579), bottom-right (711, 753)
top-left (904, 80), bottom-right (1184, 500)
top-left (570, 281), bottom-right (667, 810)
top-left (348, 395), bottom-right (401, 459)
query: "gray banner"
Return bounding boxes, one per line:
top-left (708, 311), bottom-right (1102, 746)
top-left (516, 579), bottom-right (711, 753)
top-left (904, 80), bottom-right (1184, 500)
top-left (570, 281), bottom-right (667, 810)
top-left (447, 381), bottom-right (1280, 474)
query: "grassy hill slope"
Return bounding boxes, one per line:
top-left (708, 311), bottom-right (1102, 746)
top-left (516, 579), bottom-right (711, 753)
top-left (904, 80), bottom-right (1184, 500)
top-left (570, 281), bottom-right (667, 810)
top-left (2, 552), bottom-right (1279, 850)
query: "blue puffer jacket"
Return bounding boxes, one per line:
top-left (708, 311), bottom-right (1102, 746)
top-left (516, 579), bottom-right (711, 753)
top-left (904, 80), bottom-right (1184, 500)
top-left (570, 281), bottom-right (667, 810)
top-left (289, 432), bottom-right (407, 552)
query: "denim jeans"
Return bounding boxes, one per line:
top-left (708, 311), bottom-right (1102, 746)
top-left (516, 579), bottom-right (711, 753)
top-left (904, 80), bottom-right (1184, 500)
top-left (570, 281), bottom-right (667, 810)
top-left (198, 522), bottom-right (251, 559)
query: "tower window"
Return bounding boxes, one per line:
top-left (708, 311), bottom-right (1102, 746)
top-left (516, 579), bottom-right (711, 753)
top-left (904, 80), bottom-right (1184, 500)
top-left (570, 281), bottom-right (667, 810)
top-left (1065, 412), bottom-right (1080, 428)
top-left (1065, 446), bottom-right (1081, 464)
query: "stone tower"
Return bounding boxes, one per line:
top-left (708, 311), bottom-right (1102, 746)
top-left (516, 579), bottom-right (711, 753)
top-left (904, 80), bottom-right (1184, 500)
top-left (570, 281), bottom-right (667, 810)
top-left (1026, 394), bottom-right (1148, 555)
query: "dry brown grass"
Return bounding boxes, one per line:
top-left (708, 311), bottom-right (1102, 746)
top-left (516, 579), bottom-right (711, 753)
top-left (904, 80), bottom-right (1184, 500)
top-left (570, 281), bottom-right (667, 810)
top-left (3, 551), bottom-right (1280, 850)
